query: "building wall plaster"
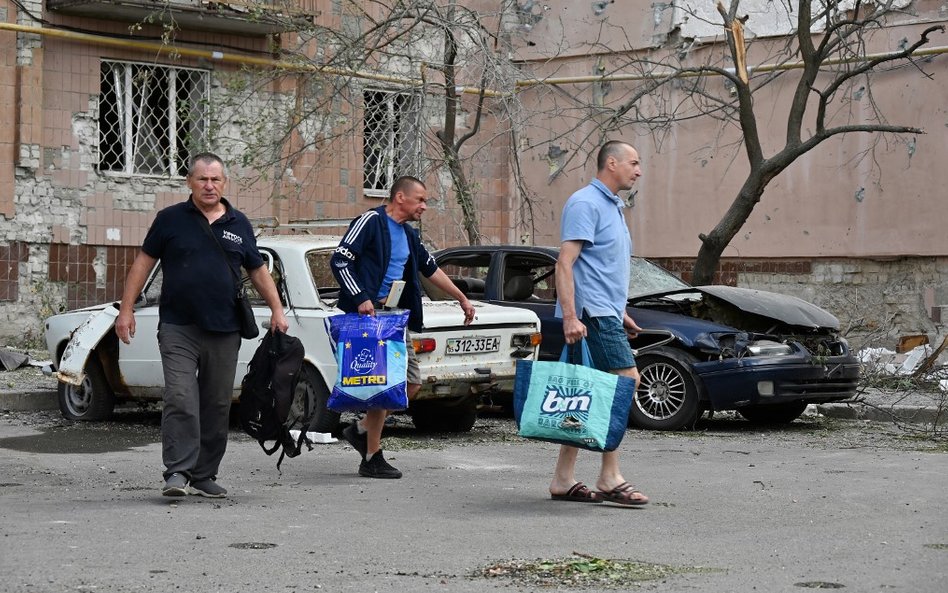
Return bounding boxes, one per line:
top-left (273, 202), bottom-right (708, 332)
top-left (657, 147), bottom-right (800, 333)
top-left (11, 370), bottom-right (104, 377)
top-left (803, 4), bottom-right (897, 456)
top-left (740, 257), bottom-right (948, 350)
top-left (675, 0), bottom-right (915, 41)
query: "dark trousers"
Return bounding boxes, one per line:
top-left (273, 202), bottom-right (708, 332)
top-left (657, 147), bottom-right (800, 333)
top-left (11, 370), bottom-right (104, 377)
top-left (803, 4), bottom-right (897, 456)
top-left (157, 323), bottom-right (241, 481)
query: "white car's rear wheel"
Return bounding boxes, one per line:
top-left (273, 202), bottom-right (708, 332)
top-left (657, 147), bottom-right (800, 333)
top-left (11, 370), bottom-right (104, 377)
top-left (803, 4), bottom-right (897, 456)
top-left (410, 396), bottom-right (477, 432)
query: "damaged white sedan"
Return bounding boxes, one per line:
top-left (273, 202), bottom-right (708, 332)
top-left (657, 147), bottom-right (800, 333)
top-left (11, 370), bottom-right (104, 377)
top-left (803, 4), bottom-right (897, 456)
top-left (44, 235), bottom-right (541, 433)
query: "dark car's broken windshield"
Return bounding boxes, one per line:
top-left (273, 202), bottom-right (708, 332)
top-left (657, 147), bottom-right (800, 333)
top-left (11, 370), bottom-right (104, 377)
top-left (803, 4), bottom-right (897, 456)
top-left (628, 257), bottom-right (691, 298)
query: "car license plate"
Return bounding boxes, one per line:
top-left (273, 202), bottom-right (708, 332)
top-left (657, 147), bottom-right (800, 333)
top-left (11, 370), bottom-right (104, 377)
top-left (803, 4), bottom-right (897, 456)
top-left (446, 336), bottom-right (500, 355)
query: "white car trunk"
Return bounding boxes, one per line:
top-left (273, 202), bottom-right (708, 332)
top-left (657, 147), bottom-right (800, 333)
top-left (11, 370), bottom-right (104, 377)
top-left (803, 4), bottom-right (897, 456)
top-left (410, 300), bottom-right (540, 398)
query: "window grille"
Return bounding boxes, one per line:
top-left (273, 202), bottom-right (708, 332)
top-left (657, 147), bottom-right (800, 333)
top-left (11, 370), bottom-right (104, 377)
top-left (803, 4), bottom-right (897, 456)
top-left (362, 89), bottom-right (421, 195)
top-left (98, 60), bottom-right (209, 177)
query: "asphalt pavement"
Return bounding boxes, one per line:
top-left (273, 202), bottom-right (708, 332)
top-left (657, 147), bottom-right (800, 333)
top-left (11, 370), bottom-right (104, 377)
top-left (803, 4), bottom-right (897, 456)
top-left (1, 403), bottom-right (946, 593)
top-left (3, 381), bottom-right (945, 425)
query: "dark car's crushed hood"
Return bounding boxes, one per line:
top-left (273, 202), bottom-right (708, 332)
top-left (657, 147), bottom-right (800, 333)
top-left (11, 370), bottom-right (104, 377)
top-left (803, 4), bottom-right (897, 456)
top-left (696, 286), bottom-right (840, 330)
top-left (631, 285), bottom-right (840, 333)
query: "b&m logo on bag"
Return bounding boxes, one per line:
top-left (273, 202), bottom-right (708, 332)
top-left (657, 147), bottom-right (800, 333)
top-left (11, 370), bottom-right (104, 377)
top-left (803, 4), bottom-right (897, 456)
top-left (341, 332), bottom-right (389, 386)
top-left (514, 341), bottom-right (634, 452)
top-left (540, 385), bottom-right (592, 414)
top-left (536, 373), bottom-right (594, 434)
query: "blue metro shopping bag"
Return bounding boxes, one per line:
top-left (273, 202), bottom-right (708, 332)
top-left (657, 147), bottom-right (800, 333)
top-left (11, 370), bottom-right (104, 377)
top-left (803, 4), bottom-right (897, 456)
top-left (513, 340), bottom-right (635, 452)
top-left (327, 310), bottom-right (411, 412)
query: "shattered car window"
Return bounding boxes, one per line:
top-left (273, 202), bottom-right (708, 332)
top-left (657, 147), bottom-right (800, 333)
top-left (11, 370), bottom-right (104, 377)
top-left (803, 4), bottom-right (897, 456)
top-left (243, 252), bottom-right (281, 305)
top-left (628, 257), bottom-right (691, 298)
top-left (307, 250), bottom-right (339, 301)
top-left (142, 267), bottom-right (163, 305)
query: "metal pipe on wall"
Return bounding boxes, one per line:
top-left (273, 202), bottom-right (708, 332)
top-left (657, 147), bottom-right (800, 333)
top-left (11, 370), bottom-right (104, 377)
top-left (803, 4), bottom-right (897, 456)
top-left (0, 22), bottom-right (503, 96)
top-left (2, 21), bottom-right (943, 92)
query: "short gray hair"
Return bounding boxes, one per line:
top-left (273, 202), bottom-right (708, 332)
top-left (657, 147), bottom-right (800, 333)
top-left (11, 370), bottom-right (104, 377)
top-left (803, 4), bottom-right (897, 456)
top-left (187, 152), bottom-right (228, 178)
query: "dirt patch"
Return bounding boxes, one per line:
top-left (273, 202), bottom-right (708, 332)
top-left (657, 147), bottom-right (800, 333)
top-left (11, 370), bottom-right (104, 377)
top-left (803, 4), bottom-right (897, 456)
top-left (479, 553), bottom-right (721, 588)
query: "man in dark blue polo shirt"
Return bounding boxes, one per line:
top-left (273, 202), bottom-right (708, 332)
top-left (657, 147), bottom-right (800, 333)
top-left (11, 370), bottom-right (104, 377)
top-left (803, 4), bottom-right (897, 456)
top-left (115, 152), bottom-right (288, 498)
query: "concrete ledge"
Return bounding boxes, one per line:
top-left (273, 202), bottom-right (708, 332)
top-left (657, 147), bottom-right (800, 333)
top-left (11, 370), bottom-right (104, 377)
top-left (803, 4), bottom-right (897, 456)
top-left (0, 390), bottom-right (58, 412)
top-left (817, 402), bottom-right (946, 426)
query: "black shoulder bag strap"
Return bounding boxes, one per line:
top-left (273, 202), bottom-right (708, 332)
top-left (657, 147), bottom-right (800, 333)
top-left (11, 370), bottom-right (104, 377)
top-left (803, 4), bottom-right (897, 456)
top-left (196, 213), bottom-right (244, 293)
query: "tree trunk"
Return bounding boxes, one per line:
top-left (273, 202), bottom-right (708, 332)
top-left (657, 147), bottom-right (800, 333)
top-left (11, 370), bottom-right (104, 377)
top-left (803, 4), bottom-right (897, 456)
top-left (438, 5), bottom-right (480, 245)
top-left (691, 174), bottom-right (769, 285)
top-left (446, 149), bottom-right (479, 245)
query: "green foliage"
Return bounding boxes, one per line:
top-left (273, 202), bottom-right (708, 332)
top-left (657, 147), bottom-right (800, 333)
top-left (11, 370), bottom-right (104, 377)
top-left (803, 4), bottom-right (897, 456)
top-left (480, 554), bottom-right (721, 588)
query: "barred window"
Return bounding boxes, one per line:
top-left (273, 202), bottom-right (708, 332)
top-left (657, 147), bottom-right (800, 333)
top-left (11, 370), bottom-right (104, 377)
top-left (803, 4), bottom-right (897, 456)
top-left (362, 89), bottom-right (420, 196)
top-left (98, 60), bottom-right (209, 177)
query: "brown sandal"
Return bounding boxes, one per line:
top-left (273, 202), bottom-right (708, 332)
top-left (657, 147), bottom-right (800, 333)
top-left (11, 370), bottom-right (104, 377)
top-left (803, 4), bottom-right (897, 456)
top-left (598, 482), bottom-right (649, 506)
top-left (550, 482), bottom-right (603, 503)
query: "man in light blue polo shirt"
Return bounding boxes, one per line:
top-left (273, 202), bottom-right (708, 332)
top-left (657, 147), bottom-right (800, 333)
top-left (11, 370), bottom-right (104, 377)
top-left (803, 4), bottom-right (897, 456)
top-left (549, 140), bottom-right (649, 506)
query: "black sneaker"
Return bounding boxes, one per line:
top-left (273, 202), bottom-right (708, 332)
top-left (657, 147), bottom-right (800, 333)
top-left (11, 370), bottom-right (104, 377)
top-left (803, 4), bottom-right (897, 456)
top-left (359, 450), bottom-right (402, 479)
top-left (342, 422), bottom-right (368, 459)
top-left (162, 473), bottom-right (188, 497)
top-left (188, 479), bottom-right (228, 498)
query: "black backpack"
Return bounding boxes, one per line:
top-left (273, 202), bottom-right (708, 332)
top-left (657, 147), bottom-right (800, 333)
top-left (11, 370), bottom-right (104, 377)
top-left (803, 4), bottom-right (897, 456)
top-left (238, 330), bottom-right (311, 469)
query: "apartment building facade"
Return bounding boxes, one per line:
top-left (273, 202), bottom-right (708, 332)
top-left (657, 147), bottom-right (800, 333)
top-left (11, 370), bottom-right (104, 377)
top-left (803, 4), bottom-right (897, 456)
top-left (1, 0), bottom-right (946, 346)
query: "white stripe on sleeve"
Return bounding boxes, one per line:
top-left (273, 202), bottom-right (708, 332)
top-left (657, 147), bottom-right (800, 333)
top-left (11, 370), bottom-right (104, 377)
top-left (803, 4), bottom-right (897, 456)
top-left (340, 268), bottom-right (361, 296)
top-left (343, 211), bottom-right (377, 244)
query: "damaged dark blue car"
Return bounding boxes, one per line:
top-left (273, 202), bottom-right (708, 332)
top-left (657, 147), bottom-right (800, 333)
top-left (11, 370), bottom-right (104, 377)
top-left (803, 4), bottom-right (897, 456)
top-left (431, 246), bottom-right (860, 430)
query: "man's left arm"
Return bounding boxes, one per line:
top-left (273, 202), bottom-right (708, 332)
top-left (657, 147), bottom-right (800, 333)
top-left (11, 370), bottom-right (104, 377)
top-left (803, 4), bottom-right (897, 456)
top-left (424, 268), bottom-right (476, 326)
top-left (248, 265), bottom-right (289, 333)
top-left (412, 238), bottom-right (475, 325)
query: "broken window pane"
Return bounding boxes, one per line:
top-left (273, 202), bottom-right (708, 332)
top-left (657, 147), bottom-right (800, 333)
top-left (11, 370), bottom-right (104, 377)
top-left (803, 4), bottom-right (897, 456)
top-left (98, 61), bottom-right (209, 177)
top-left (362, 89), bottom-right (421, 194)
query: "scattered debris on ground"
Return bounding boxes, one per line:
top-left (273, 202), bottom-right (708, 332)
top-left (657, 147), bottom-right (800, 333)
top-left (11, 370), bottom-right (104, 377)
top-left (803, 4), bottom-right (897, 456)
top-left (479, 553), bottom-right (720, 588)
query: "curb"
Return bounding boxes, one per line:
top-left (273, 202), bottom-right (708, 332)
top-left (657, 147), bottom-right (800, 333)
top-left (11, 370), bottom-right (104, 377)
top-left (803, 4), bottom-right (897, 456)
top-left (817, 402), bottom-right (946, 426)
top-left (0, 390), bottom-right (57, 412)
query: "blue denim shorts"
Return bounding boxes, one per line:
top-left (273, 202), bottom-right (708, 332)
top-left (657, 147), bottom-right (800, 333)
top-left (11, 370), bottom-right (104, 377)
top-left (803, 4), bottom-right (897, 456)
top-left (566, 314), bottom-right (636, 371)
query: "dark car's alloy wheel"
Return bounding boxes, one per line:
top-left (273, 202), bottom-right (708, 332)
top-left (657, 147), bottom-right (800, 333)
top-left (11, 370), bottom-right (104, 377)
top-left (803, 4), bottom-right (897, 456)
top-left (630, 348), bottom-right (701, 430)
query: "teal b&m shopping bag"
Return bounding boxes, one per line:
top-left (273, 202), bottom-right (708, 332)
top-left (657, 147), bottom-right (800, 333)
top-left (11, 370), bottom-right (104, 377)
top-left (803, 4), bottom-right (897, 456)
top-left (513, 340), bottom-right (635, 452)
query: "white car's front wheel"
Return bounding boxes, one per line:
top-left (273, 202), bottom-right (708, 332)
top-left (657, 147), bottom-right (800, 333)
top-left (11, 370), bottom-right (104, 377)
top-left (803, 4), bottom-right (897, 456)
top-left (297, 364), bottom-right (339, 434)
top-left (58, 356), bottom-right (115, 421)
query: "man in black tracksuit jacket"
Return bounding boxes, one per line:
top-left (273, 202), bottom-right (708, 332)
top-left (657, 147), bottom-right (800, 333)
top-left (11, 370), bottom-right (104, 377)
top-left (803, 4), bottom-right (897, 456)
top-left (330, 175), bottom-right (475, 479)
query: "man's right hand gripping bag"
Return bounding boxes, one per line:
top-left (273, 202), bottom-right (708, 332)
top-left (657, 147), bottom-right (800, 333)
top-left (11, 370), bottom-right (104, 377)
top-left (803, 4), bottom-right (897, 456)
top-left (513, 340), bottom-right (636, 452)
top-left (326, 310), bottom-right (411, 412)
